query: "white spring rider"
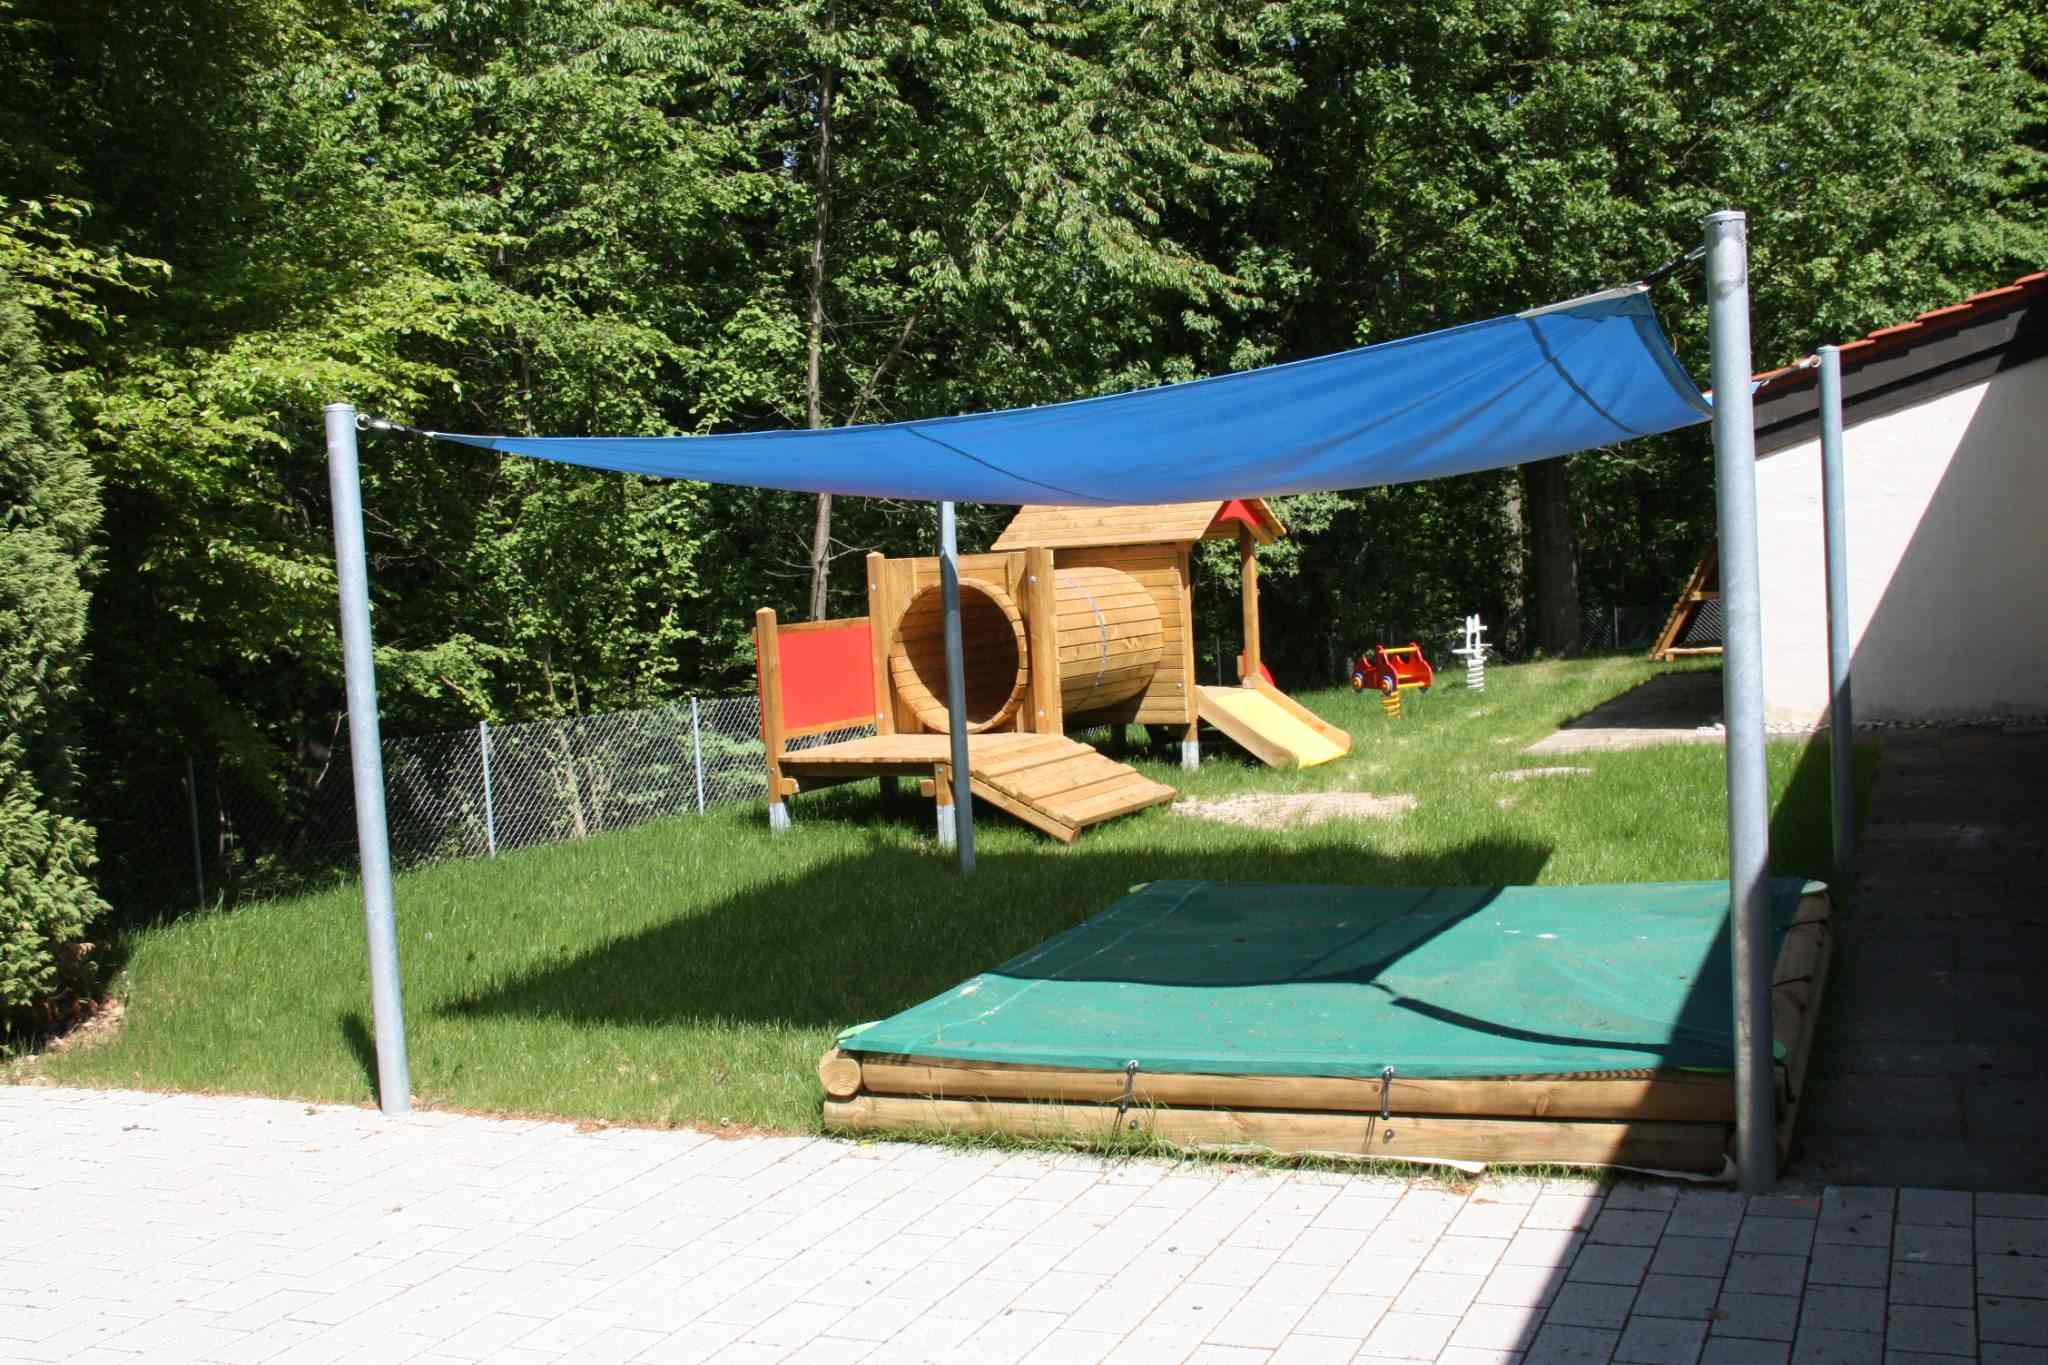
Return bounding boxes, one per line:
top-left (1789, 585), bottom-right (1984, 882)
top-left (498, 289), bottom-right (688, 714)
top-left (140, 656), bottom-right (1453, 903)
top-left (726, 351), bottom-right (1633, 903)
top-left (1451, 614), bottom-right (1489, 690)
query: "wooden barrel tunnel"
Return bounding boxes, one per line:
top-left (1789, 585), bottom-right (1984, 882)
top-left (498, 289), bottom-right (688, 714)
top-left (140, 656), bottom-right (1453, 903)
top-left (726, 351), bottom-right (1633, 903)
top-left (888, 565), bottom-right (1165, 732)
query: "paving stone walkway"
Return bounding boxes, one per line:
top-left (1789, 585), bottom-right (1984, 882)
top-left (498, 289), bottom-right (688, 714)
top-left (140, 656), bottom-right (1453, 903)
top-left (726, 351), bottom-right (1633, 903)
top-left (1792, 726), bottom-right (2048, 1191)
top-left (5, 1088), bottom-right (2046, 1364)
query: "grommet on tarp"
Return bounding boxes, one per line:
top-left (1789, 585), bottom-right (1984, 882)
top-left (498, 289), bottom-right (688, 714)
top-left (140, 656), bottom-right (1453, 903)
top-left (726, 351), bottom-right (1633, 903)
top-left (1116, 1060), bottom-right (1141, 1130)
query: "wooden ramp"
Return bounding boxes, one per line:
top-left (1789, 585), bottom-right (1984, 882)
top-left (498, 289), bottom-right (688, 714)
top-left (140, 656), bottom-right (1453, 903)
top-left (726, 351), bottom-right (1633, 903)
top-left (1195, 679), bottom-right (1352, 769)
top-left (779, 733), bottom-right (1175, 843)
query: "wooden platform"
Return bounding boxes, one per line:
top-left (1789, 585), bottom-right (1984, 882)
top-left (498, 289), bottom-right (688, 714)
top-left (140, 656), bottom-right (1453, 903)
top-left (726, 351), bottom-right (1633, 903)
top-left (820, 889), bottom-right (1833, 1174)
top-left (780, 733), bottom-right (1176, 843)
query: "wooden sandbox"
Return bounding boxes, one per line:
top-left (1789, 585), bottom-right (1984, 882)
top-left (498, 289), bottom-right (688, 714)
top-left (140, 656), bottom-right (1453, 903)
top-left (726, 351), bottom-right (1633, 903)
top-left (819, 881), bottom-right (1832, 1173)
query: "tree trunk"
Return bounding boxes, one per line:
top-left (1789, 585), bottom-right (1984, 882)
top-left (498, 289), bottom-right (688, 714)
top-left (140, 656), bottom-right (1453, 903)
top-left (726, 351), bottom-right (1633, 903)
top-left (1524, 458), bottom-right (1581, 657)
top-left (1500, 471), bottom-right (1526, 654)
top-left (804, 46), bottom-right (836, 621)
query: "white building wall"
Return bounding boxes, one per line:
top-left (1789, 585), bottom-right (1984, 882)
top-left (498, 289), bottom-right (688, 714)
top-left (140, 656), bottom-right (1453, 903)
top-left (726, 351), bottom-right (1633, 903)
top-left (1755, 354), bottom-right (2048, 727)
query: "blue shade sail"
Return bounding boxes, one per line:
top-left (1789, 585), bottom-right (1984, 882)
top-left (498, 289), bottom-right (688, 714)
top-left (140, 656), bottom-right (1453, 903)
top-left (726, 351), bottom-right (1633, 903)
top-left (428, 285), bottom-right (1709, 505)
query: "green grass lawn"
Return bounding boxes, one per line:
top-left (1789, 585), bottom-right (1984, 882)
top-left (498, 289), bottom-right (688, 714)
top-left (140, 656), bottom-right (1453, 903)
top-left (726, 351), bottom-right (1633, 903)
top-left (36, 657), bottom-right (1865, 1134)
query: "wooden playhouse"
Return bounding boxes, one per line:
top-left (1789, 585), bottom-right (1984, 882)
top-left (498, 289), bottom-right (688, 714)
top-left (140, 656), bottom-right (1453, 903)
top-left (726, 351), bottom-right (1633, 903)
top-left (753, 499), bottom-right (1351, 843)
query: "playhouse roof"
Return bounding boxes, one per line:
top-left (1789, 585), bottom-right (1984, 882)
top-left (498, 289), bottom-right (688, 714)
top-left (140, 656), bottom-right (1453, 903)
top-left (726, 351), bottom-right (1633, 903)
top-left (991, 498), bottom-right (1287, 551)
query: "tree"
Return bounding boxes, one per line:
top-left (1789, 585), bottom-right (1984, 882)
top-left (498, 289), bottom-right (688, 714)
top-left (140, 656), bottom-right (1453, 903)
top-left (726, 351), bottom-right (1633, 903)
top-left (760, 0), bottom-right (1298, 615)
top-left (1229, 0), bottom-right (2048, 658)
top-left (0, 272), bottom-right (106, 1032)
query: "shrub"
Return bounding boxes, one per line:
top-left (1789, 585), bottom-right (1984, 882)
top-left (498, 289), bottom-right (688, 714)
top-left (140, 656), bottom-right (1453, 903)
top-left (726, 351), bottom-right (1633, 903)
top-left (0, 272), bottom-right (107, 1036)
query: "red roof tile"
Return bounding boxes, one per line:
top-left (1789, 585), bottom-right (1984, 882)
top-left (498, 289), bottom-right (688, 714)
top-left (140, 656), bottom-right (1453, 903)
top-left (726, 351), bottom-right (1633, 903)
top-left (1753, 269), bottom-right (2048, 396)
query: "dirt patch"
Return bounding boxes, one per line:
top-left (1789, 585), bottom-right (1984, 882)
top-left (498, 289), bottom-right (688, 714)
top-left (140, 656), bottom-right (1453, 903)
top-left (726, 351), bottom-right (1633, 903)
top-left (4, 996), bottom-right (125, 1081)
top-left (1174, 792), bottom-right (1418, 830)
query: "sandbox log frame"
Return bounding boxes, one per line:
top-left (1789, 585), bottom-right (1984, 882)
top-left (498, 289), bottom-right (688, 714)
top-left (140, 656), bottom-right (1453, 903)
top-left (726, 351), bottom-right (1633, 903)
top-left (820, 888), bottom-right (1833, 1175)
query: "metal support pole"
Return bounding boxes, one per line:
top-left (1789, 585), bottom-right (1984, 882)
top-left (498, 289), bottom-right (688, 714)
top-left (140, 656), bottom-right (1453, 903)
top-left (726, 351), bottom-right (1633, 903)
top-left (691, 697), bottom-right (708, 815)
top-left (1819, 346), bottom-right (1855, 886)
top-left (938, 501), bottom-right (976, 874)
top-left (1704, 212), bottom-right (1774, 1191)
top-left (325, 402), bottom-right (412, 1116)
top-left (478, 720), bottom-right (497, 858)
top-left (185, 754), bottom-right (206, 909)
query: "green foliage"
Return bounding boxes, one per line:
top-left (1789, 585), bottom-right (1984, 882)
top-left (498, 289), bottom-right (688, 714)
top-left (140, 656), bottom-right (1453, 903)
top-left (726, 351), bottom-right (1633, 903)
top-left (0, 273), bottom-right (107, 1027)
top-left (0, 0), bottom-right (2039, 915)
top-left (1231, 0), bottom-right (2048, 666)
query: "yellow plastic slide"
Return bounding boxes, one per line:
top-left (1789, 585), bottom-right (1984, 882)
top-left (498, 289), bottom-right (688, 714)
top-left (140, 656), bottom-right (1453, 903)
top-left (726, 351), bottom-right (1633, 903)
top-left (1195, 681), bottom-right (1351, 769)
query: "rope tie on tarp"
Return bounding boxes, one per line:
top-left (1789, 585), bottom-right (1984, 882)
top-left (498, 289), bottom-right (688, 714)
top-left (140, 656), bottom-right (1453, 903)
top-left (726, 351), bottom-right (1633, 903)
top-left (1640, 244), bottom-right (1708, 289)
top-left (1116, 1060), bottom-right (1141, 1130)
top-left (356, 413), bottom-right (430, 437)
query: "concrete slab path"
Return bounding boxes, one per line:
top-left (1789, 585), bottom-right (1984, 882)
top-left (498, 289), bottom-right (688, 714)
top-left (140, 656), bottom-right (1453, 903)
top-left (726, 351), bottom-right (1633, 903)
top-left (6, 1086), bottom-right (2047, 1364)
top-left (1522, 673), bottom-right (1729, 757)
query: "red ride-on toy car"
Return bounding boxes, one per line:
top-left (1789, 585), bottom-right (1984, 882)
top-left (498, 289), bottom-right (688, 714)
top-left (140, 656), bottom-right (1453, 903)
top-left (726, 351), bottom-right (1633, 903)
top-left (1351, 643), bottom-right (1435, 696)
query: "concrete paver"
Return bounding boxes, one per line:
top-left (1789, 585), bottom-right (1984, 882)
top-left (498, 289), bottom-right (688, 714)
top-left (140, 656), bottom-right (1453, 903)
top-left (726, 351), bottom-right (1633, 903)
top-left (1793, 726), bottom-right (2048, 1193)
top-left (4, 1087), bottom-right (2046, 1363)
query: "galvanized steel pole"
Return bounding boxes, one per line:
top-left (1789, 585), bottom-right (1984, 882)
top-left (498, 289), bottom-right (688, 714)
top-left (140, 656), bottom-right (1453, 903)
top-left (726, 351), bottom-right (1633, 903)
top-left (1703, 212), bottom-right (1774, 1191)
top-left (325, 402), bottom-right (412, 1115)
top-left (1819, 346), bottom-right (1855, 885)
top-left (478, 719), bottom-right (498, 858)
top-left (938, 501), bottom-right (977, 874)
top-left (690, 697), bottom-right (708, 815)
top-left (185, 754), bottom-right (206, 909)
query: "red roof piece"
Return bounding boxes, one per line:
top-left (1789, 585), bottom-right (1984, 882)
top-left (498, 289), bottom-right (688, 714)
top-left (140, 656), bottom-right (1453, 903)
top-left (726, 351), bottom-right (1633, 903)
top-left (1753, 268), bottom-right (2048, 395)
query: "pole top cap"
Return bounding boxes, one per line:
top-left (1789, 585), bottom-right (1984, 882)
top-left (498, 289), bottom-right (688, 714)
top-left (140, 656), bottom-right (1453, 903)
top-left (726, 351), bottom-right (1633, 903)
top-left (324, 401), bottom-right (356, 413)
top-left (1705, 209), bottom-right (1746, 225)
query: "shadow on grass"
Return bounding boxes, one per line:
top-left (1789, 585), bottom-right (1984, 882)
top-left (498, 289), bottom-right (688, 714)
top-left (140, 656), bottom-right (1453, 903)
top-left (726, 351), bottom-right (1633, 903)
top-left (339, 1012), bottom-right (379, 1104)
top-left (440, 834), bottom-right (1555, 1034)
top-left (1767, 727), bottom-right (1881, 897)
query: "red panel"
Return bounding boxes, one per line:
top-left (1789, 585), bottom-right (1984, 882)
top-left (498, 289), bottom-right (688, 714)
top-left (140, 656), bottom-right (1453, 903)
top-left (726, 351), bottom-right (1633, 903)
top-left (778, 621), bottom-right (876, 731)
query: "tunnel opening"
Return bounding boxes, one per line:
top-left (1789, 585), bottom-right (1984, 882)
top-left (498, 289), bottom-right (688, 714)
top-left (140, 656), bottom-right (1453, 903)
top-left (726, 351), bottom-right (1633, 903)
top-left (889, 578), bottom-right (1028, 733)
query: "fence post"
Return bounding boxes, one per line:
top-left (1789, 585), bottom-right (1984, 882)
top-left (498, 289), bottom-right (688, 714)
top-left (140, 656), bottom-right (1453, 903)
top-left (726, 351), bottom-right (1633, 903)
top-left (691, 698), bottom-right (707, 814)
top-left (479, 720), bottom-right (498, 858)
top-left (185, 754), bottom-right (206, 909)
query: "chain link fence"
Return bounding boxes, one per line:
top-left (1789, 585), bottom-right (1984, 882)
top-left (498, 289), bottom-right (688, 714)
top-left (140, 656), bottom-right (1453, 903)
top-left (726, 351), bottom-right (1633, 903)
top-left (1578, 601), bottom-right (1680, 654)
top-left (102, 695), bottom-right (782, 916)
top-left (99, 602), bottom-right (1684, 916)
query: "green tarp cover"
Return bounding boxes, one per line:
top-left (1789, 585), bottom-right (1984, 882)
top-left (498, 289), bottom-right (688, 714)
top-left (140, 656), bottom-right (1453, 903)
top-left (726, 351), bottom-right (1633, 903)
top-left (841, 879), bottom-right (1818, 1078)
